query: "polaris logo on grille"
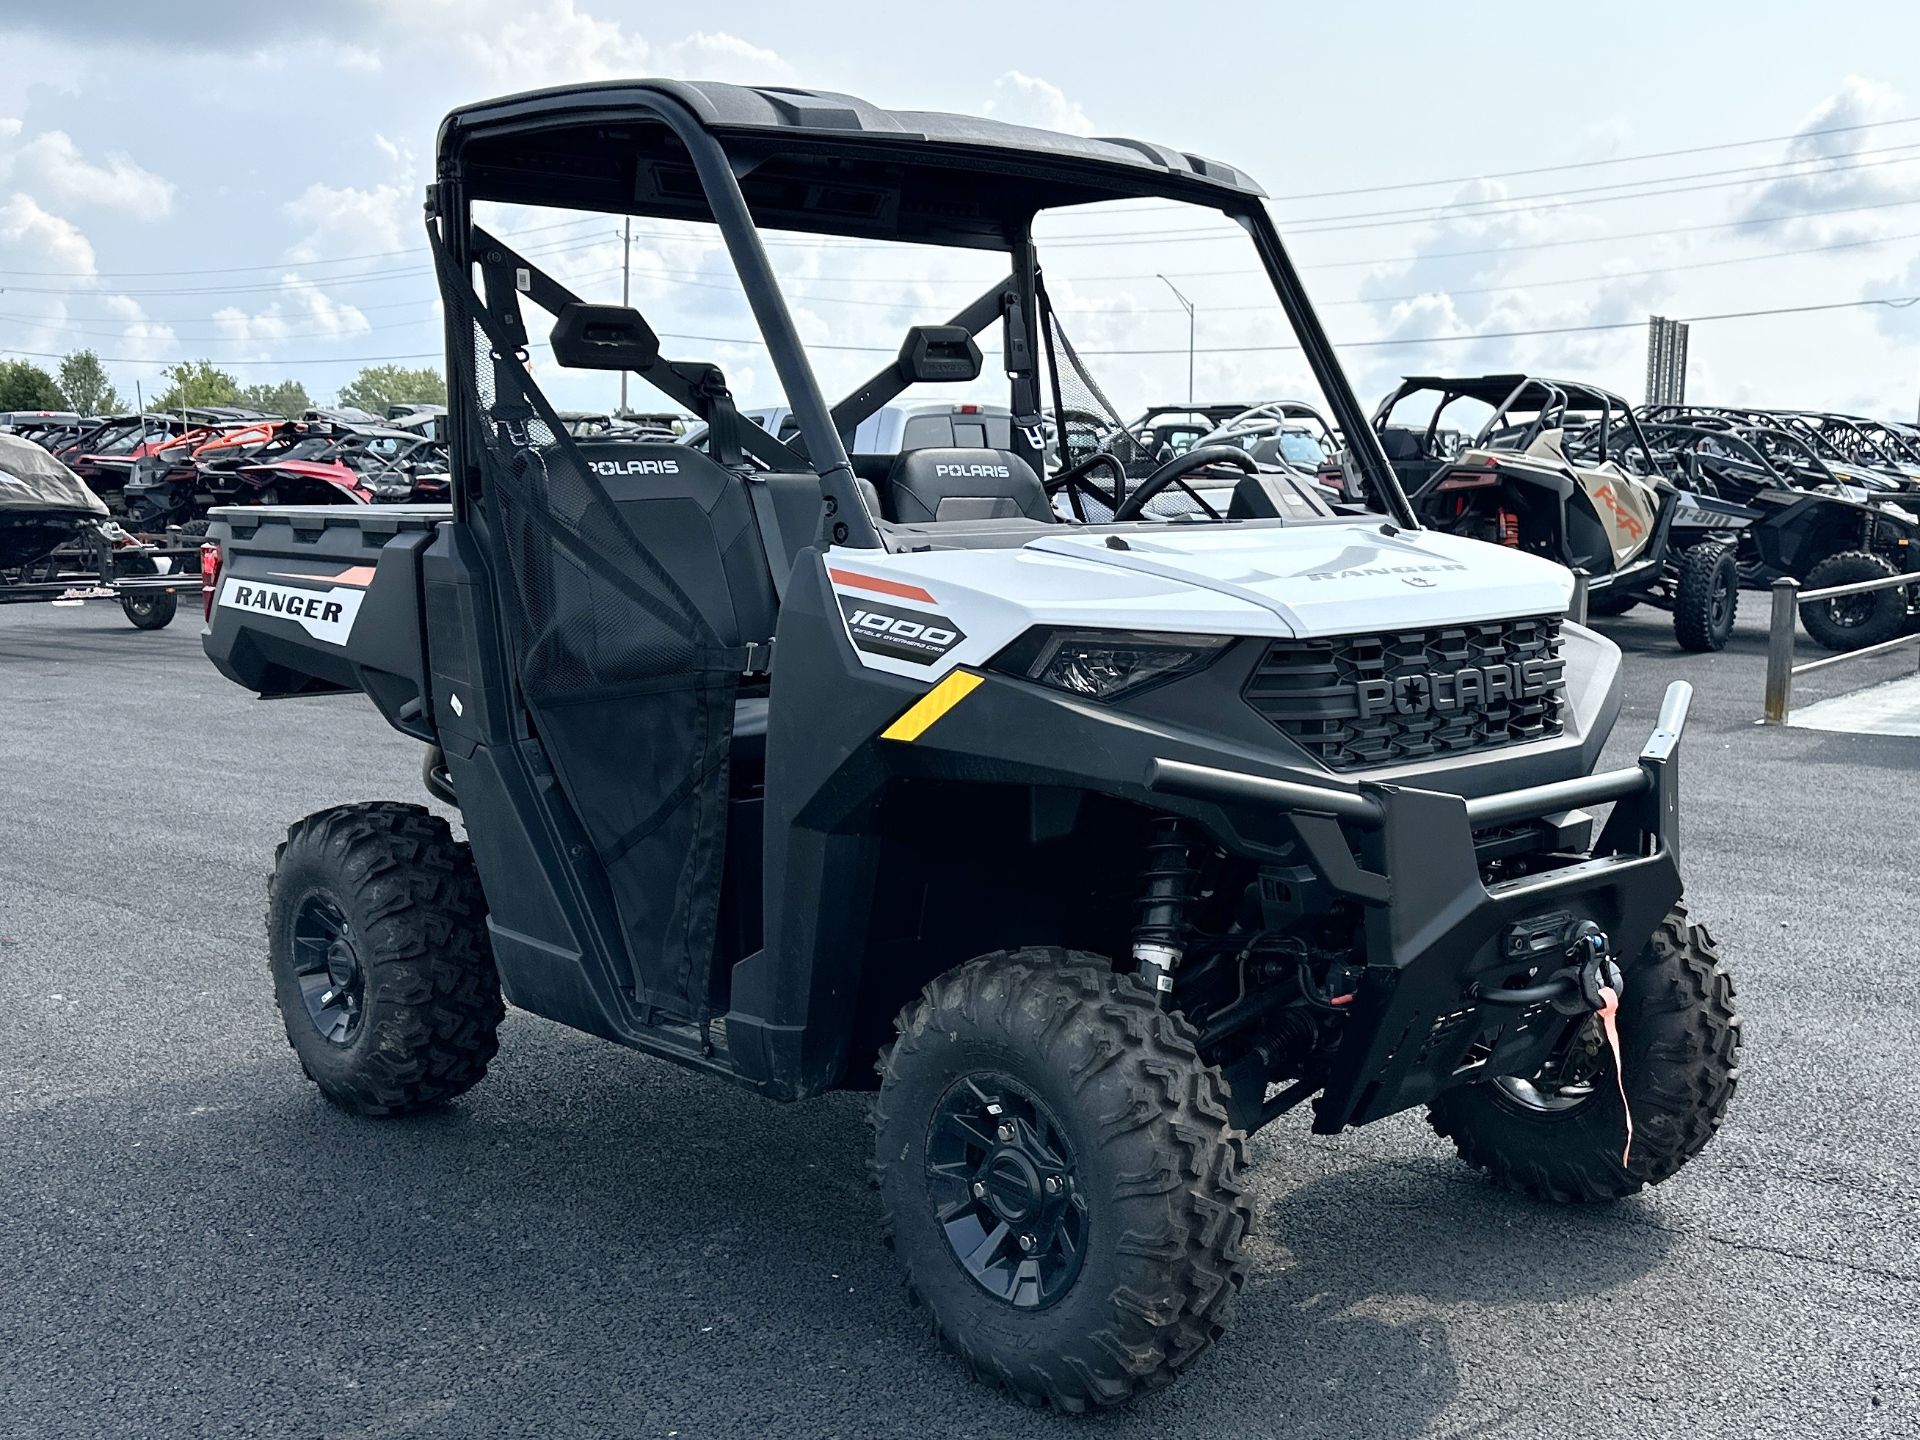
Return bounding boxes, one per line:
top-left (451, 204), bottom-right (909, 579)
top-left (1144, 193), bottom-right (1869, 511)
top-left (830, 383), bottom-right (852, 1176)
top-left (588, 458), bottom-right (680, 476)
top-left (932, 463), bottom-right (1010, 479)
top-left (1355, 660), bottom-right (1560, 718)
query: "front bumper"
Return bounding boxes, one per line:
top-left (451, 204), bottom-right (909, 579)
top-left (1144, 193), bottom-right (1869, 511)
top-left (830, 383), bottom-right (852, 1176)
top-left (1150, 681), bottom-right (1692, 1133)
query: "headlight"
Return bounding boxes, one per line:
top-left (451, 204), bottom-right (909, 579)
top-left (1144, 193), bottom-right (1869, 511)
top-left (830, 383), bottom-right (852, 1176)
top-left (367, 482), bottom-right (414, 498)
top-left (992, 627), bottom-right (1233, 701)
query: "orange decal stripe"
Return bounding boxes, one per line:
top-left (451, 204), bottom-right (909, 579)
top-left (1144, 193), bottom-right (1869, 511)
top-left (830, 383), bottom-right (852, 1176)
top-left (827, 567), bottom-right (936, 605)
top-left (269, 565), bottom-right (379, 587)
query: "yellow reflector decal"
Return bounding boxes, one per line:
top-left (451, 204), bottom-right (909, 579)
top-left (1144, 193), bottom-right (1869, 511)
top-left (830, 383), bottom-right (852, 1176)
top-left (881, 670), bottom-right (983, 742)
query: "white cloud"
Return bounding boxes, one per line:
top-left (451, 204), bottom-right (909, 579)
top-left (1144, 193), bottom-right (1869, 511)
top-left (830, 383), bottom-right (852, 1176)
top-left (283, 132), bottom-right (419, 264)
top-left (0, 191), bottom-right (96, 277)
top-left (211, 276), bottom-right (373, 350)
top-left (1870, 254), bottom-right (1920, 345)
top-left (1735, 76), bottom-right (1916, 242)
top-left (660, 32), bottom-right (794, 83)
top-left (100, 295), bottom-right (178, 364)
top-left (983, 73), bottom-right (1095, 136)
top-left (0, 125), bottom-right (175, 215)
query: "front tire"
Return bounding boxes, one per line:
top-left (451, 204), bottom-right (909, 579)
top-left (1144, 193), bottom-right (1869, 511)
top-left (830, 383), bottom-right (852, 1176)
top-left (1427, 905), bottom-right (1739, 1202)
top-left (1800, 550), bottom-right (1907, 651)
top-left (267, 802), bottom-right (503, 1116)
top-left (1673, 541), bottom-right (1738, 652)
top-left (872, 950), bottom-right (1249, 1411)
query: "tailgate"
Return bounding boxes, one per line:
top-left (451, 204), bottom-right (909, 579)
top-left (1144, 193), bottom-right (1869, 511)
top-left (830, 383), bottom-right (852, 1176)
top-left (202, 504), bottom-right (447, 735)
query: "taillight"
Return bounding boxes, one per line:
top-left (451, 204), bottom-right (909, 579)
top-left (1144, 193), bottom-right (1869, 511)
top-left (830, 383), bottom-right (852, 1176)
top-left (200, 542), bottom-right (223, 621)
top-left (1435, 465), bottom-right (1502, 492)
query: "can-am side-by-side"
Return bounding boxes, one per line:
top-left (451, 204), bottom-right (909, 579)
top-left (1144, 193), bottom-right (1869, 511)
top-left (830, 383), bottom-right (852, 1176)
top-left (201, 81), bottom-right (1740, 1411)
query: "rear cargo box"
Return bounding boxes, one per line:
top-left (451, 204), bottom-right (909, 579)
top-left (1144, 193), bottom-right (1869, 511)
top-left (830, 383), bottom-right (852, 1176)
top-left (203, 505), bottom-right (447, 737)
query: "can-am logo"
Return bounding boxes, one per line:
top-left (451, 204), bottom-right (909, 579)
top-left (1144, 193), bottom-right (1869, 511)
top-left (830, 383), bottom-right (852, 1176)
top-left (836, 595), bottom-right (966, 665)
top-left (217, 577), bottom-right (364, 646)
top-left (932, 463), bottom-right (1010, 479)
top-left (1354, 660), bottom-right (1560, 718)
top-left (588, 458), bottom-right (680, 477)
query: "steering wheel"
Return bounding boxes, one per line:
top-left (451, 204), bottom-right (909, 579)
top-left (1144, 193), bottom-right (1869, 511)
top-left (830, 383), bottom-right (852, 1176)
top-left (1112, 445), bottom-right (1256, 522)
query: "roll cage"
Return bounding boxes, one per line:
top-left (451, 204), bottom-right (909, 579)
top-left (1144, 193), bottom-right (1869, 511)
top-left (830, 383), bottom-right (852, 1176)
top-left (428, 79), bottom-right (1416, 542)
top-left (1641, 404), bottom-right (1912, 487)
top-left (1376, 374), bottom-right (1657, 471)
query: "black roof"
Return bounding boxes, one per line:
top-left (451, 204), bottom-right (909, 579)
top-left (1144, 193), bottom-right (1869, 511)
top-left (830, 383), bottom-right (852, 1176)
top-left (438, 80), bottom-right (1263, 248)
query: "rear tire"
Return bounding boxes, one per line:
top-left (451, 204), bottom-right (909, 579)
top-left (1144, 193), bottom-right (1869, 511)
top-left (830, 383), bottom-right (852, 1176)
top-left (1673, 541), bottom-right (1739, 652)
top-left (1800, 550), bottom-right (1906, 651)
top-left (266, 802), bottom-right (503, 1116)
top-left (872, 949), bottom-right (1249, 1411)
top-left (1427, 904), bottom-right (1739, 1202)
top-left (121, 590), bottom-right (178, 630)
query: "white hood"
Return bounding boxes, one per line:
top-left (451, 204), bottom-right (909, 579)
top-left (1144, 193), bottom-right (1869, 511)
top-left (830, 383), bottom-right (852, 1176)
top-left (1028, 522), bottom-right (1572, 636)
top-left (825, 520), bottom-right (1574, 682)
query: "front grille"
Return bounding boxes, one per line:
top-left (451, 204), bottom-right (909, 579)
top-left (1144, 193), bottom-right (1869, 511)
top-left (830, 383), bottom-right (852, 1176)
top-left (1243, 616), bottom-right (1565, 770)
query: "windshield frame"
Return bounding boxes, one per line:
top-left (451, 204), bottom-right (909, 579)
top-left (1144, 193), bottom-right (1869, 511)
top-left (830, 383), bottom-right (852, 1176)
top-left (434, 84), bottom-right (1419, 542)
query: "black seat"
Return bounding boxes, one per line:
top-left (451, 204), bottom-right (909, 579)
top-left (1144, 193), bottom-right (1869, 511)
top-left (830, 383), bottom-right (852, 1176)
top-left (573, 440), bottom-right (778, 647)
top-left (1379, 427), bottom-right (1425, 463)
top-left (885, 448), bottom-right (1053, 524)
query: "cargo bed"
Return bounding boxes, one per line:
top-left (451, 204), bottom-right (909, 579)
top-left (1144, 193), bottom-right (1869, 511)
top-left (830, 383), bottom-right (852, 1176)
top-left (204, 504), bottom-right (451, 736)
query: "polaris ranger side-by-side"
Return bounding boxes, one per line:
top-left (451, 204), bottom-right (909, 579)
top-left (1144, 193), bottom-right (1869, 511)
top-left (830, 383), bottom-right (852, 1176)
top-left (202, 82), bottom-right (1740, 1411)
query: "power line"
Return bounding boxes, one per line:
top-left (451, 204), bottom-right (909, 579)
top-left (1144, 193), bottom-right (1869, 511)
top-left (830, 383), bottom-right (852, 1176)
top-left (0, 229), bottom-right (619, 297)
top-left (12, 137), bottom-right (1906, 299)
top-left (0, 216), bottom-right (607, 280)
top-left (1265, 112), bottom-right (1920, 202)
top-left (8, 293), bottom-right (1913, 367)
top-left (1033, 141), bottom-right (1920, 235)
top-left (1276, 142), bottom-right (1920, 225)
top-left (13, 225), bottom-right (1912, 345)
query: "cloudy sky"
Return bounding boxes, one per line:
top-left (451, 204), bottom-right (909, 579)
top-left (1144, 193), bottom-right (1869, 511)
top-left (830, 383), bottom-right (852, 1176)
top-left (1, 0), bottom-right (1918, 423)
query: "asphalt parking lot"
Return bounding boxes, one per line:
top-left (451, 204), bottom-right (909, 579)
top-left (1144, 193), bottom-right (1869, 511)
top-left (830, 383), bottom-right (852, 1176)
top-left (2, 598), bottom-right (1916, 1440)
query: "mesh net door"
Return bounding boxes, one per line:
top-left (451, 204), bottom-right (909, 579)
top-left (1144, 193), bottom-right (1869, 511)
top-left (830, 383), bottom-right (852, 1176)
top-left (450, 293), bottom-right (741, 1022)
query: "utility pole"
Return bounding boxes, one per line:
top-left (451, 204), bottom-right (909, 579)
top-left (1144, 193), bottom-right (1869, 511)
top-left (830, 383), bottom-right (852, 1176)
top-left (1157, 275), bottom-right (1195, 403)
top-left (619, 217), bottom-right (632, 416)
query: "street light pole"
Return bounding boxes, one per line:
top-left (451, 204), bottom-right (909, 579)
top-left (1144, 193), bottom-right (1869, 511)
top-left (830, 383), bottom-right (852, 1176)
top-left (1157, 274), bottom-right (1195, 403)
top-left (619, 217), bottom-right (632, 416)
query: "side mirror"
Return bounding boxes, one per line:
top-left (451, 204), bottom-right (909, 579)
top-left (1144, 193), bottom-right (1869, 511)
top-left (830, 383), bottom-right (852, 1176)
top-left (550, 303), bottom-right (661, 372)
top-left (897, 325), bottom-right (981, 384)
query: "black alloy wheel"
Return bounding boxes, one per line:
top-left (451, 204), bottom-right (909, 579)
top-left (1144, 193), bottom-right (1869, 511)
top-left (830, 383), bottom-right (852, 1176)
top-left (290, 894), bottom-right (365, 1044)
top-left (925, 1072), bottom-right (1088, 1309)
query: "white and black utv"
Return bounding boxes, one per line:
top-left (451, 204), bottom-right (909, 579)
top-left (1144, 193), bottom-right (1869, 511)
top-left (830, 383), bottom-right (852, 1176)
top-left (1367, 375), bottom-right (1742, 652)
top-left (201, 81), bottom-right (1740, 1411)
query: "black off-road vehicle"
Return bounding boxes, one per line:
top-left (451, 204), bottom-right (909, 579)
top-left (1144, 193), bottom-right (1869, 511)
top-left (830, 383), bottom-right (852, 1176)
top-left (202, 81), bottom-right (1740, 1410)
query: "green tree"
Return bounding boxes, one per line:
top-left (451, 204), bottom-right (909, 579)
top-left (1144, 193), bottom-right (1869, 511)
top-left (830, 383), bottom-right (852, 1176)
top-left (0, 359), bottom-right (68, 411)
top-left (150, 360), bottom-right (243, 411)
top-left (239, 378), bottom-right (314, 419)
top-left (56, 350), bottom-right (122, 415)
top-left (337, 364), bottom-right (445, 417)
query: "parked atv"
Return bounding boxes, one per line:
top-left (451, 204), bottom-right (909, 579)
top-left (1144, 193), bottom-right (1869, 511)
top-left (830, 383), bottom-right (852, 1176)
top-left (1370, 375), bottom-right (1739, 651)
top-left (1636, 415), bottom-right (1920, 649)
top-left (202, 80), bottom-right (1739, 1411)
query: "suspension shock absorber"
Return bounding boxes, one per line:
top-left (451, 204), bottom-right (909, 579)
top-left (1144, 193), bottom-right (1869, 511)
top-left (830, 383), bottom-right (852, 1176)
top-left (1132, 817), bottom-right (1197, 1001)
